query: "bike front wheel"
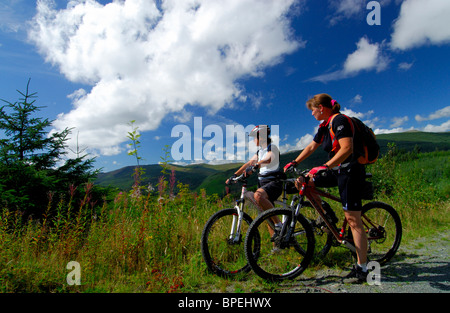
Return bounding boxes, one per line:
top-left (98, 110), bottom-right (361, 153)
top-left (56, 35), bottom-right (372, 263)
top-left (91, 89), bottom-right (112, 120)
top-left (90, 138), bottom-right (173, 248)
top-left (245, 208), bottom-right (315, 281)
top-left (201, 208), bottom-right (258, 277)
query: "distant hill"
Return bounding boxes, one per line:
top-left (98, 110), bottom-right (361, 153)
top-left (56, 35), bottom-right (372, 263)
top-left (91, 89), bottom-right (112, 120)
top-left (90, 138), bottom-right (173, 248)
top-left (376, 131), bottom-right (450, 154)
top-left (95, 131), bottom-right (450, 195)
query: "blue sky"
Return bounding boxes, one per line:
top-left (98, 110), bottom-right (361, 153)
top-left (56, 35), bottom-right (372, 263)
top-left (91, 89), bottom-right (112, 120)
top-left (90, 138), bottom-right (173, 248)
top-left (1, 0), bottom-right (449, 172)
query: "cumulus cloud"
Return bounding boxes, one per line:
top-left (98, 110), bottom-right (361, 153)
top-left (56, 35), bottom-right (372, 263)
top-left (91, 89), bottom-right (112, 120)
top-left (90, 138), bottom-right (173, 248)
top-left (415, 106), bottom-right (450, 122)
top-left (390, 116), bottom-right (408, 128)
top-left (344, 37), bottom-right (388, 73)
top-left (423, 120), bottom-right (450, 132)
top-left (391, 0), bottom-right (450, 50)
top-left (28, 0), bottom-right (300, 156)
top-left (308, 37), bottom-right (389, 83)
top-left (341, 107), bottom-right (372, 121)
top-left (279, 133), bottom-right (313, 154)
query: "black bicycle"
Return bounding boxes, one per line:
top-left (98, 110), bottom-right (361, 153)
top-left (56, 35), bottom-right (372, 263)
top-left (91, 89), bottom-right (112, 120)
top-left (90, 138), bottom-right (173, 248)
top-left (244, 168), bottom-right (402, 281)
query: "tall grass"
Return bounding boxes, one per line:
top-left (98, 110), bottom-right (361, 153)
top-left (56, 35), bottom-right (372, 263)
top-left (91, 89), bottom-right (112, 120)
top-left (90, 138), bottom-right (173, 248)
top-left (0, 148), bottom-right (448, 292)
top-left (0, 176), bottom-right (227, 292)
top-left (369, 147), bottom-right (449, 239)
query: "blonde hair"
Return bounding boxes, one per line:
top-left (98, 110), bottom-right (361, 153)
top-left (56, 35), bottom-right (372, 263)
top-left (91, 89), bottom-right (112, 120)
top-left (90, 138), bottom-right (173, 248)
top-left (306, 93), bottom-right (341, 114)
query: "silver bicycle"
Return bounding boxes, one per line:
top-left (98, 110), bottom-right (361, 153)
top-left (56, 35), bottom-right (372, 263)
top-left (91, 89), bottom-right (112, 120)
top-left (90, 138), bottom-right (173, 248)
top-left (200, 172), bottom-right (299, 277)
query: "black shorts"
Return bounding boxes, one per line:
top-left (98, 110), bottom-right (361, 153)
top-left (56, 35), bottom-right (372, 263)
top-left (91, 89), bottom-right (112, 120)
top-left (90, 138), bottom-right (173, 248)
top-left (313, 163), bottom-right (365, 211)
top-left (257, 179), bottom-right (283, 205)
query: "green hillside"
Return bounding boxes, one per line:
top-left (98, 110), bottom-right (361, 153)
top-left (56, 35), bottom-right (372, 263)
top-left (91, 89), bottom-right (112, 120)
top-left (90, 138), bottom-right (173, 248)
top-left (376, 131), bottom-right (450, 155)
top-left (95, 131), bottom-right (450, 194)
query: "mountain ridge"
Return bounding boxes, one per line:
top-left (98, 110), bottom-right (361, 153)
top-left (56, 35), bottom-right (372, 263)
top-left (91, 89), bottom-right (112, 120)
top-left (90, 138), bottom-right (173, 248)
top-left (95, 131), bottom-right (450, 194)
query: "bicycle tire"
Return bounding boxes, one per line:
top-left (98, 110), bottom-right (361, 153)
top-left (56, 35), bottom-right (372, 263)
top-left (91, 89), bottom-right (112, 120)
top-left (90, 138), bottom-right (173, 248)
top-left (245, 207), bottom-right (315, 281)
top-left (201, 208), bottom-right (259, 277)
top-left (359, 201), bottom-right (402, 265)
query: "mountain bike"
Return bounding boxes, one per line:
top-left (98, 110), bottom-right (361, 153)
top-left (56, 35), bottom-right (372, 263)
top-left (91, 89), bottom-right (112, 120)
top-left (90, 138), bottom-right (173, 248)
top-left (244, 168), bottom-right (402, 281)
top-left (200, 172), bottom-right (313, 277)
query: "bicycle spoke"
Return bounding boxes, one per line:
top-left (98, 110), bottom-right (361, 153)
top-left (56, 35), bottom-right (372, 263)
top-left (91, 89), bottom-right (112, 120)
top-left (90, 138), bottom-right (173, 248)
top-left (361, 202), bottom-right (402, 265)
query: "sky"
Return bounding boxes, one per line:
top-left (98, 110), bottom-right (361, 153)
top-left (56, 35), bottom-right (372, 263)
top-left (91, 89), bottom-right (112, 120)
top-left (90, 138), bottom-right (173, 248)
top-left (0, 0), bottom-right (449, 172)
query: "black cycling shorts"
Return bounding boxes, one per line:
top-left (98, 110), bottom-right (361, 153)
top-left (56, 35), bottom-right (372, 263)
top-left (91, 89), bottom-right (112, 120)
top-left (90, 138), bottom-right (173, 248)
top-left (313, 163), bottom-right (365, 211)
top-left (257, 179), bottom-right (283, 205)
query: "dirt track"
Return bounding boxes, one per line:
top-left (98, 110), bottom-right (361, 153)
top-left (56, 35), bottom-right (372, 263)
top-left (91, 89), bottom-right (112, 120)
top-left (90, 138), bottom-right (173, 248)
top-left (277, 229), bottom-right (450, 293)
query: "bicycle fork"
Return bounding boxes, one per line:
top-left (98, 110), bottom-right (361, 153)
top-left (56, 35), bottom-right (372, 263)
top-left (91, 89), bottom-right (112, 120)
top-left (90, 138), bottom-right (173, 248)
top-left (228, 187), bottom-right (246, 244)
top-left (276, 196), bottom-right (300, 248)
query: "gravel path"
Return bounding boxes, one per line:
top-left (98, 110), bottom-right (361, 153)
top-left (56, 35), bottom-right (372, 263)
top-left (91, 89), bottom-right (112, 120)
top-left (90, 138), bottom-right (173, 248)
top-left (278, 229), bottom-right (450, 293)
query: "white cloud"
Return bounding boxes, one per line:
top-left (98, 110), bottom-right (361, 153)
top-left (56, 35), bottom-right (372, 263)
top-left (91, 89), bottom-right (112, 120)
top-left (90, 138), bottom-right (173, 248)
top-left (343, 37), bottom-right (388, 74)
top-left (423, 120), bottom-right (450, 132)
top-left (390, 116), bottom-right (408, 128)
top-left (398, 62), bottom-right (413, 71)
top-left (327, 0), bottom-right (365, 25)
top-left (374, 127), bottom-right (414, 135)
top-left (415, 106), bottom-right (450, 122)
top-left (173, 110), bottom-right (193, 124)
top-left (375, 120), bottom-right (450, 134)
top-left (308, 37), bottom-right (389, 83)
top-left (280, 133), bottom-right (313, 153)
top-left (391, 0), bottom-right (450, 50)
top-left (29, 0), bottom-right (300, 156)
top-left (341, 107), bottom-right (370, 120)
top-left (351, 94), bottom-right (363, 104)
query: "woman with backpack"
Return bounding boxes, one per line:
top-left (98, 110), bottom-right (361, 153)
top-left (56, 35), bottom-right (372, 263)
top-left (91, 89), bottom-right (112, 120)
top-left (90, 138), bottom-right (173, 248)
top-left (283, 93), bottom-right (369, 283)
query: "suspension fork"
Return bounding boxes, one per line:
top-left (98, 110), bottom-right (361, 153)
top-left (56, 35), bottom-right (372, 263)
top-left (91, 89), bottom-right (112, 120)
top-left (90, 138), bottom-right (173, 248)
top-left (229, 185), bottom-right (246, 243)
top-left (277, 195), bottom-right (300, 247)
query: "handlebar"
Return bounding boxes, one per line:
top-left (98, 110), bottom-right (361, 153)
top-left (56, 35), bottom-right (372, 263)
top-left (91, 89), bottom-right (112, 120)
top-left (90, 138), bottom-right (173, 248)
top-left (226, 173), bottom-right (247, 185)
top-left (285, 167), bottom-right (309, 177)
top-left (226, 165), bottom-right (372, 186)
top-left (285, 166), bottom-right (372, 179)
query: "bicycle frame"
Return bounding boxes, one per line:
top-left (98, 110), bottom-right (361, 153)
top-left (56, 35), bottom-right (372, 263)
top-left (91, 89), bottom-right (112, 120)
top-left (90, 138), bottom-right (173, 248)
top-left (297, 179), bottom-right (357, 252)
top-left (227, 175), bottom-right (297, 244)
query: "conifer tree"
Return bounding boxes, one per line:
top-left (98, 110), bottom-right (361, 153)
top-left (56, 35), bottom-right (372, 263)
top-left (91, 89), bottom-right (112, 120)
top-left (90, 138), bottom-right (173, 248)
top-left (0, 79), bottom-right (99, 218)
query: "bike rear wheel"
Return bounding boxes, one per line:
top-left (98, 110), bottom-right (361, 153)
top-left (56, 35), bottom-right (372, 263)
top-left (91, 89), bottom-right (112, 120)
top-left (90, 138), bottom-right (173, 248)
top-left (201, 208), bottom-right (259, 277)
top-left (360, 201), bottom-right (402, 265)
top-left (245, 208), bottom-right (315, 281)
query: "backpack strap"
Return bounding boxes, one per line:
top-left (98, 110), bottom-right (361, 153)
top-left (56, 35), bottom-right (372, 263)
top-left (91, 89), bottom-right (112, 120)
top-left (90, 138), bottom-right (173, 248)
top-left (328, 113), bottom-right (354, 154)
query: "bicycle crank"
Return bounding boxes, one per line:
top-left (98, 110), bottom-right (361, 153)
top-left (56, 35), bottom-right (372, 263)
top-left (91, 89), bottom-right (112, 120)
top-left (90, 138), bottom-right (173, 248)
top-left (341, 240), bottom-right (356, 252)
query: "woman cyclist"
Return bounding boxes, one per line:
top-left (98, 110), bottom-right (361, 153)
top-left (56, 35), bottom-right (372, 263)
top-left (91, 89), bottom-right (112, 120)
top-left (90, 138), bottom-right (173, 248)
top-left (226, 125), bottom-right (284, 232)
top-left (284, 93), bottom-right (369, 283)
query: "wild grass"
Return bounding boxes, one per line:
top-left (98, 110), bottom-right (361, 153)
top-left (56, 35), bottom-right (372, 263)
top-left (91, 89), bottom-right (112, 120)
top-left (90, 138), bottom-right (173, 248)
top-left (0, 148), bottom-right (448, 293)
